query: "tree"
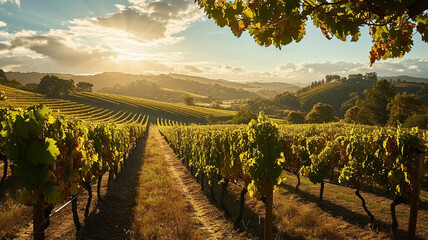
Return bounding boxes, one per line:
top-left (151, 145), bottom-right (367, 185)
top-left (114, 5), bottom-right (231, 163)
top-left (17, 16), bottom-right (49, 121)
top-left (403, 114), bottom-right (428, 129)
top-left (273, 91), bottom-right (300, 110)
top-left (246, 97), bottom-right (279, 115)
top-left (36, 75), bottom-right (76, 97)
top-left (355, 79), bottom-right (395, 125)
top-left (341, 92), bottom-right (360, 113)
top-left (286, 110), bottom-right (305, 124)
top-left (325, 75), bottom-right (340, 82)
top-left (195, 1), bottom-right (428, 65)
top-left (76, 82), bottom-right (93, 92)
top-left (387, 93), bottom-right (425, 126)
top-left (344, 106), bottom-right (360, 123)
top-left (305, 102), bottom-right (335, 123)
top-left (0, 69), bottom-right (22, 89)
top-left (184, 96), bottom-right (194, 106)
top-left (232, 110), bottom-right (257, 124)
top-left (22, 83), bottom-right (39, 92)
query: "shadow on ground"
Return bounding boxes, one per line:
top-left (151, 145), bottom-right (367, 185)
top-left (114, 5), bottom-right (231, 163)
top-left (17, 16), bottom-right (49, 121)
top-left (280, 182), bottom-right (421, 240)
top-left (77, 136), bottom-right (147, 240)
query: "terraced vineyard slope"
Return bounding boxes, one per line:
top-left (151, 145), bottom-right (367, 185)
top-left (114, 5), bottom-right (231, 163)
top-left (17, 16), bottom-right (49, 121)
top-left (68, 91), bottom-right (236, 123)
top-left (296, 80), bottom-right (428, 117)
top-left (296, 81), bottom-right (375, 116)
top-left (0, 84), bottom-right (147, 125)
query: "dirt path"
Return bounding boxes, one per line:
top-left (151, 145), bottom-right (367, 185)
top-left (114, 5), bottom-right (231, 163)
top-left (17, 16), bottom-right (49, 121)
top-left (152, 125), bottom-right (249, 240)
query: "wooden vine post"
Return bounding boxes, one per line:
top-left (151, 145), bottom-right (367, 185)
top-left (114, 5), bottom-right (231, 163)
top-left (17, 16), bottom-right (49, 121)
top-left (33, 192), bottom-right (45, 240)
top-left (408, 146), bottom-right (425, 240)
top-left (264, 181), bottom-right (274, 240)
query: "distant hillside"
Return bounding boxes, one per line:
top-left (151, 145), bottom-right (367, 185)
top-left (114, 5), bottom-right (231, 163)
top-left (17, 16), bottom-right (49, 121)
top-left (245, 82), bottom-right (301, 98)
top-left (168, 73), bottom-right (254, 89)
top-left (5, 71), bottom-right (301, 99)
top-left (5, 72), bottom-right (78, 85)
top-left (380, 75), bottom-right (428, 83)
top-left (5, 71), bottom-right (143, 89)
top-left (100, 76), bottom-right (258, 102)
top-left (297, 80), bottom-right (428, 117)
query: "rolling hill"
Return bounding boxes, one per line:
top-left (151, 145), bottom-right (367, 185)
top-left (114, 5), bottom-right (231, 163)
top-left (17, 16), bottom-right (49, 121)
top-left (296, 80), bottom-right (428, 117)
top-left (4, 71), bottom-right (301, 100)
top-left (0, 84), bottom-right (236, 124)
top-left (380, 75), bottom-right (428, 83)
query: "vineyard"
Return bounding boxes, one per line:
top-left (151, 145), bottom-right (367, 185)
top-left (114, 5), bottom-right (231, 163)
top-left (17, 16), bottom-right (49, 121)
top-left (68, 91), bottom-right (236, 123)
top-left (159, 119), bottom-right (428, 239)
top-left (0, 84), bottom-right (236, 124)
top-left (296, 81), bottom-right (428, 117)
top-left (0, 101), bottom-right (148, 239)
top-left (1, 83), bottom-right (428, 240)
top-left (0, 85), bottom-right (147, 125)
top-left (296, 81), bottom-right (375, 116)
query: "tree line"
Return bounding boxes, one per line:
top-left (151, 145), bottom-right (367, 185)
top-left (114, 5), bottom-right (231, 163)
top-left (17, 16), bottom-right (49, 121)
top-left (0, 69), bottom-right (93, 97)
top-left (229, 79), bottom-right (426, 129)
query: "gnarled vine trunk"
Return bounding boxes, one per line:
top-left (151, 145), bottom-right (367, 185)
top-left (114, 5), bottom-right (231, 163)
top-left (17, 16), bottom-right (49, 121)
top-left (355, 189), bottom-right (375, 225)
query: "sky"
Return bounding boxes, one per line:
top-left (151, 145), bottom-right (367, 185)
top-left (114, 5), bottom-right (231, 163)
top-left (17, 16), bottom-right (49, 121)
top-left (0, 0), bottom-right (427, 84)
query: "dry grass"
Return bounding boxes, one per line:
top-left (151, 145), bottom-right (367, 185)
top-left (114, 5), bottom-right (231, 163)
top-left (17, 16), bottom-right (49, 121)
top-left (0, 192), bottom-right (31, 238)
top-left (131, 134), bottom-right (203, 240)
top-left (276, 171), bottom-right (427, 239)
top-left (0, 172), bottom-right (32, 239)
top-left (274, 201), bottom-right (343, 240)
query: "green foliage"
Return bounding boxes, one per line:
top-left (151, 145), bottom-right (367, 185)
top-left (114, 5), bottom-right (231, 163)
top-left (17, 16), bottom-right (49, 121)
top-left (3, 105), bottom-right (61, 204)
top-left (344, 106), bottom-right (360, 123)
top-left (76, 81), bottom-right (94, 92)
top-left (341, 92), bottom-right (360, 112)
top-left (159, 113), bottom-right (284, 200)
top-left (0, 69), bottom-right (22, 89)
top-left (246, 97), bottom-right (279, 115)
top-left (285, 110), bottom-right (305, 124)
top-left (387, 93), bottom-right (425, 126)
top-left (232, 110), bottom-right (257, 124)
top-left (36, 75), bottom-right (76, 97)
top-left (246, 113), bottom-right (284, 197)
top-left (297, 80), bottom-right (375, 117)
top-left (326, 75), bottom-right (340, 82)
top-left (1, 104), bottom-right (147, 207)
top-left (305, 102), bottom-right (335, 123)
top-left (184, 96), bottom-right (194, 106)
top-left (278, 123), bottom-right (425, 199)
top-left (196, 0), bottom-right (428, 65)
top-left (403, 114), bottom-right (428, 129)
top-left (0, 91), bottom-right (6, 101)
top-left (273, 91), bottom-right (300, 110)
top-left (355, 80), bottom-right (396, 125)
top-left (21, 83), bottom-right (39, 92)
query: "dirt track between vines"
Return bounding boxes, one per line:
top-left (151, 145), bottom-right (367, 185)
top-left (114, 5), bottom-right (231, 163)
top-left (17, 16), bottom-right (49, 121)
top-left (152, 124), bottom-right (248, 240)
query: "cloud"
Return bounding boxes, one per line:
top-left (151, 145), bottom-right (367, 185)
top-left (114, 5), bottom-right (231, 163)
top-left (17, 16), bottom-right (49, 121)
top-left (115, 4), bottom-right (126, 11)
top-left (0, 21), bottom-right (6, 28)
top-left (90, 0), bottom-right (203, 44)
top-left (8, 35), bottom-right (115, 65)
top-left (0, 0), bottom-right (204, 74)
top-left (0, 32), bottom-right (174, 74)
top-left (184, 65), bottom-right (203, 73)
top-left (174, 58), bottom-right (428, 84)
top-left (0, 0), bottom-right (19, 7)
top-left (271, 59), bottom-right (428, 83)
